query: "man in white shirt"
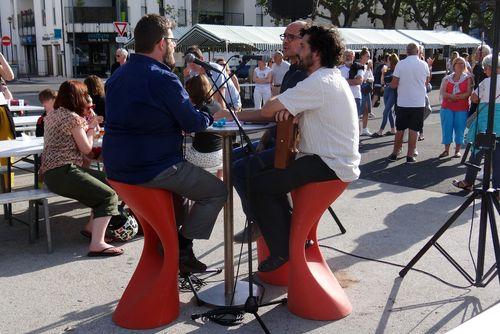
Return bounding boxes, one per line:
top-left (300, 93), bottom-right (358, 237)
top-left (388, 43), bottom-right (430, 163)
top-left (271, 51), bottom-right (290, 96)
top-left (243, 25), bottom-right (361, 272)
top-left (338, 49), bottom-right (366, 134)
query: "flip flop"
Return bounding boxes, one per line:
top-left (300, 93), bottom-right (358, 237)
top-left (87, 246), bottom-right (124, 257)
top-left (80, 230), bottom-right (117, 244)
top-left (438, 151), bottom-right (449, 158)
top-left (452, 179), bottom-right (472, 191)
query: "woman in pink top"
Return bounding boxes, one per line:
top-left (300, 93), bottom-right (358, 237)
top-left (438, 57), bottom-right (473, 158)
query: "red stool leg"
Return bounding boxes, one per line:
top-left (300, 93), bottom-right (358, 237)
top-left (257, 236), bottom-right (289, 286)
top-left (108, 181), bottom-right (179, 329)
top-left (287, 180), bottom-right (352, 320)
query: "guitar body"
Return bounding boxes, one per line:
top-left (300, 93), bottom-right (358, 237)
top-left (274, 117), bottom-right (298, 169)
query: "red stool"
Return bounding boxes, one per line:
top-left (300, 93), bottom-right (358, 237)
top-left (108, 180), bottom-right (179, 329)
top-left (287, 180), bottom-right (352, 320)
top-left (257, 236), bottom-right (289, 286)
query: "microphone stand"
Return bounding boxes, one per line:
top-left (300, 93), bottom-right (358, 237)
top-left (191, 60), bottom-right (286, 333)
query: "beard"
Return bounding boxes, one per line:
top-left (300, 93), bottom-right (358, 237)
top-left (298, 52), bottom-right (313, 72)
top-left (162, 48), bottom-right (176, 69)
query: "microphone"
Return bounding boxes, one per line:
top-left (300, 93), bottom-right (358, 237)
top-left (184, 53), bottom-right (223, 74)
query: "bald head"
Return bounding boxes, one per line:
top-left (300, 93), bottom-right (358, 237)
top-left (282, 20), bottom-right (308, 58)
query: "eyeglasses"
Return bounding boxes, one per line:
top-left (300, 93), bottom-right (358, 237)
top-left (280, 33), bottom-right (301, 42)
top-left (163, 36), bottom-right (178, 44)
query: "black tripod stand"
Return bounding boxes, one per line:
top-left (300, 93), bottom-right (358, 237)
top-left (191, 62), bottom-right (286, 333)
top-left (400, 1), bottom-right (500, 286)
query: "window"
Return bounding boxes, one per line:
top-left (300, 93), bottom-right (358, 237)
top-left (42, 0), bottom-right (47, 26)
top-left (52, 0), bottom-right (56, 25)
top-left (141, 0), bottom-right (147, 16)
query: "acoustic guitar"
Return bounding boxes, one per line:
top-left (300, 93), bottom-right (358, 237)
top-left (274, 116), bottom-right (299, 169)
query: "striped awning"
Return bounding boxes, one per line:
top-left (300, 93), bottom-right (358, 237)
top-left (397, 29), bottom-right (481, 49)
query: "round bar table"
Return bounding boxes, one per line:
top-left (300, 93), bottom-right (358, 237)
top-left (197, 121), bottom-right (274, 306)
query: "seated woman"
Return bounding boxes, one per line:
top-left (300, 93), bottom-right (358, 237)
top-left (184, 74), bottom-right (223, 177)
top-left (452, 53), bottom-right (500, 191)
top-left (84, 75), bottom-right (106, 120)
top-left (40, 80), bottom-right (122, 257)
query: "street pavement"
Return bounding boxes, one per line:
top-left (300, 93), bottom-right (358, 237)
top-left (1, 78), bottom-right (499, 333)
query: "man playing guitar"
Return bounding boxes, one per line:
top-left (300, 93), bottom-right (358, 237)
top-left (216, 24), bottom-right (361, 272)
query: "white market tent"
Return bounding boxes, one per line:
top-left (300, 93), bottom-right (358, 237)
top-left (126, 24), bottom-right (482, 53)
top-left (397, 29), bottom-right (482, 49)
top-left (177, 25), bottom-right (481, 53)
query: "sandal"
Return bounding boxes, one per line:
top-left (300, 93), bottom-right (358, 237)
top-left (452, 179), bottom-right (472, 191)
top-left (438, 151), bottom-right (449, 158)
top-left (385, 131), bottom-right (396, 136)
top-left (371, 132), bottom-right (383, 138)
top-left (87, 246), bottom-right (124, 257)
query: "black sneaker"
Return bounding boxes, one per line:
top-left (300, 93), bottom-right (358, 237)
top-left (234, 225), bottom-right (262, 244)
top-left (406, 156), bottom-right (417, 164)
top-left (388, 153), bottom-right (398, 162)
top-left (258, 255), bottom-right (288, 272)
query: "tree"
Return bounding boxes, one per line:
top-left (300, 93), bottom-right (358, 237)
top-left (367, 0), bottom-right (404, 28)
top-left (404, 0), bottom-right (455, 30)
top-left (256, 0), bottom-right (373, 27)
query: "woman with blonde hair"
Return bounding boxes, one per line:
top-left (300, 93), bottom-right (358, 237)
top-left (438, 57), bottom-right (473, 158)
top-left (372, 53), bottom-right (399, 137)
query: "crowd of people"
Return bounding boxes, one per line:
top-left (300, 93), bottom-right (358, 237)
top-left (1, 14), bottom-right (499, 276)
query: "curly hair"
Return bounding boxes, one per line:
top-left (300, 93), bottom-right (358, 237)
top-left (300, 24), bottom-right (344, 68)
top-left (53, 80), bottom-right (89, 116)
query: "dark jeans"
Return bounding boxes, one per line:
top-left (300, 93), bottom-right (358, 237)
top-left (232, 147), bottom-right (275, 221)
top-left (250, 155), bottom-right (339, 259)
top-left (380, 87), bottom-right (396, 130)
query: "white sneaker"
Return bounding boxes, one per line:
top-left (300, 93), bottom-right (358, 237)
top-left (369, 112), bottom-right (376, 118)
top-left (361, 128), bottom-right (372, 136)
top-left (414, 150), bottom-right (419, 157)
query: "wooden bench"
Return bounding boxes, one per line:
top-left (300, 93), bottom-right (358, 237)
top-left (0, 189), bottom-right (58, 253)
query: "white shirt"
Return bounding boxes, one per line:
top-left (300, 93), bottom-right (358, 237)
top-left (277, 67), bottom-right (361, 182)
top-left (0, 92), bottom-right (7, 105)
top-left (271, 61), bottom-right (290, 85)
top-left (225, 77), bottom-right (242, 109)
top-left (254, 66), bottom-right (272, 90)
top-left (476, 74), bottom-right (500, 103)
top-left (393, 55), bottom-right (430, 107)
top-left (338, 64), bottom-right (364, 99)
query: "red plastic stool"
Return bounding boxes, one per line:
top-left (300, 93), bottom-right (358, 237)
top-left (287, 179), bottom-right (352, 320)
top-left (108, 180), bottom-right (179, 329)
top-left (256, 236), bottom-right (289, 286)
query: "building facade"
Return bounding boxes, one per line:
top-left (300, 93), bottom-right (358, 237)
top-left (0, 0), bottom-right (274, 78)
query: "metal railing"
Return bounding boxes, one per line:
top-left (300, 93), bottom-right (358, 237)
top-left (64, 7), bottom-right (120, 24)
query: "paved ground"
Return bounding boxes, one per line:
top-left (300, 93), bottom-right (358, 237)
top-left (2, 77), bottom-right (498, 333)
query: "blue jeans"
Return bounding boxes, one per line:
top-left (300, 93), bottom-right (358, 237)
top-left (380, 87), bottom-right (396, 130)
top-left (355, 98), bottom-right (362, 116)
top-left (439, 108), bottom-right (468, 145)
top-left (361, 92), bottom-right (371, 115)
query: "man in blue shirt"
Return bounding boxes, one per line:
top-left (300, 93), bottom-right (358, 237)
top-left (104, 14), bottom-right (227, 273)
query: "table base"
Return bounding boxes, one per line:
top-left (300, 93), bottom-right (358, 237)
top-left (197, 281), bottom-right (261, 307)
